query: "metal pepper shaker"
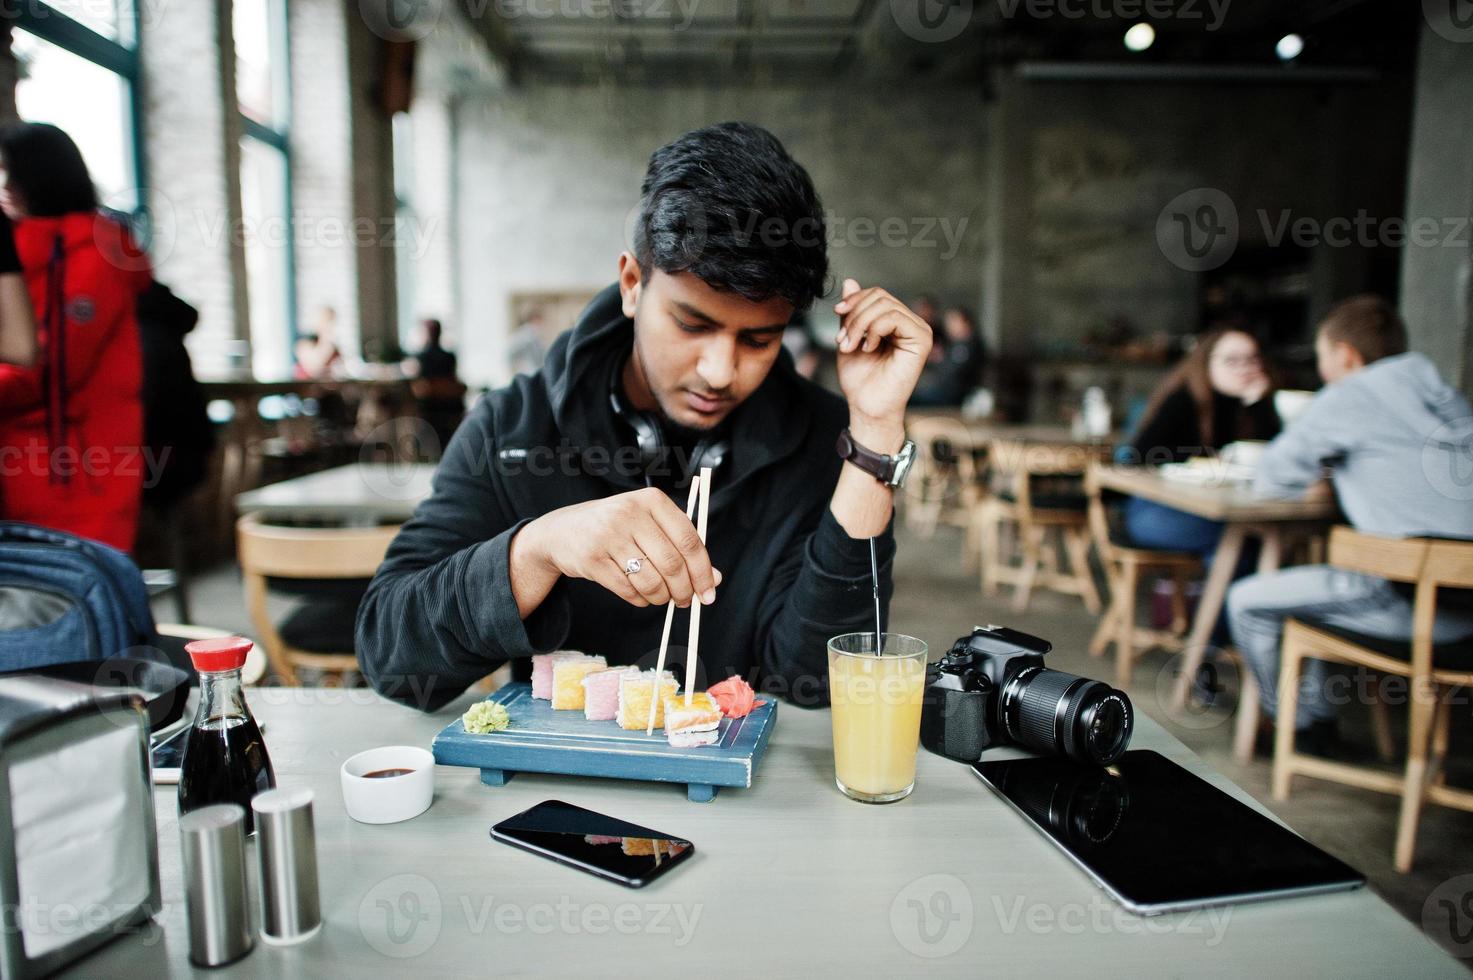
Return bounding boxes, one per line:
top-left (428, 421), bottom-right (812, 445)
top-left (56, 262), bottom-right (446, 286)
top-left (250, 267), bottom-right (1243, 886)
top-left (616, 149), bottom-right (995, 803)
top-left (252, 787), bottom-right (322, 945)
top-left (179, 803), bottom-right (254, 968)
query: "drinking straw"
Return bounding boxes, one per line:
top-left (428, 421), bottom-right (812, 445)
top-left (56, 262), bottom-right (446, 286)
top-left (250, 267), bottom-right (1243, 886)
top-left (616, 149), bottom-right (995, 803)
top-left (869, 536), bottom-right (882, 657)
top-left (647, 476), bottom-right (703, 735)
top-left (683, 467), bottom-right (714, 704)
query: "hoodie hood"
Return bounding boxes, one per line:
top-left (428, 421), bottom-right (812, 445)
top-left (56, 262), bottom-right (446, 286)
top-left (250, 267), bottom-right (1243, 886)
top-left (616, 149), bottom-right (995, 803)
top-left (539, 283), bottom-right (814, 499)
top-left (1365, 351), bottom-right (1473, 444)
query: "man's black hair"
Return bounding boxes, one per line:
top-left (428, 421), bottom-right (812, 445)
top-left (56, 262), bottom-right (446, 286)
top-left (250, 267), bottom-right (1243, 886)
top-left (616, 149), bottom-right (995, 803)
top-left (0, 122), bottom-right (97, 217)
top-left (633, 122), bottom-right (828, 312)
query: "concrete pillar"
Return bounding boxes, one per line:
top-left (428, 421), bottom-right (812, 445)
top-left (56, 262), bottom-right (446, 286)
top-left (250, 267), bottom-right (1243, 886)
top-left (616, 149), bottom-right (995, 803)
top-left (140, 0), bottom-right (249, 376)
top-left (288, 0), bottom-right (358, 356)
top-left (345, 12), bottom-right (399, 361)
top-left (1400, 22), bottom-right (1473, 398)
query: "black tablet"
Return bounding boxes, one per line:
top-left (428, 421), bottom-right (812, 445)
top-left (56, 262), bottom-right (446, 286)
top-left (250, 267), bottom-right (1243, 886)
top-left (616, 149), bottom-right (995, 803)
top-left (973, 749), bottom-right (1365, 915)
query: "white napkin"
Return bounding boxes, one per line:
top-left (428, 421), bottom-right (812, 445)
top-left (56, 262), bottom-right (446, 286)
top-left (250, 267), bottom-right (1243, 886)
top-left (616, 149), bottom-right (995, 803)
top-left (10, 723), bottom-right (150, 959)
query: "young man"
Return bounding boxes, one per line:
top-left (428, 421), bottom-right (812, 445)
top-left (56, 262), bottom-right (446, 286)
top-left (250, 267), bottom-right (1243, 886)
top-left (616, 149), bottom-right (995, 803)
top-left (357, 123), bottom-right (932, 710)
top-left (1227, 295), bottom-right (1473, 747)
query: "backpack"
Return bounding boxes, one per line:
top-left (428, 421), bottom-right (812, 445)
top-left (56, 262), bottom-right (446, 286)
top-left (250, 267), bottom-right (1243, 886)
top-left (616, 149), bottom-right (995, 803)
top-left (0, 522), bottom-right (158, 671)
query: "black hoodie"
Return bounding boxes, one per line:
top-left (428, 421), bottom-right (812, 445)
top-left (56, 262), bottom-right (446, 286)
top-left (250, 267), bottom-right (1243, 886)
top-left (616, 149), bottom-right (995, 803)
top-left (356, 285), bottom-right (895, 711)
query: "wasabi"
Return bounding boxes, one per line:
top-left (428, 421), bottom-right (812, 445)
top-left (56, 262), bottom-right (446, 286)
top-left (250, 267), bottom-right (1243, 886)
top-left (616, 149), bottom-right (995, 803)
top-left (462, 701), bottom-right (510, 734)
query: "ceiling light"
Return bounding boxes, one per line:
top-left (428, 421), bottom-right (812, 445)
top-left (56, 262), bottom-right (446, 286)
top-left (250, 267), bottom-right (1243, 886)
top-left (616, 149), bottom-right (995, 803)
top-left (1276, 33), bottom-right (1305, 61)
top-left (1124, 23), bottom-right (1156, 53)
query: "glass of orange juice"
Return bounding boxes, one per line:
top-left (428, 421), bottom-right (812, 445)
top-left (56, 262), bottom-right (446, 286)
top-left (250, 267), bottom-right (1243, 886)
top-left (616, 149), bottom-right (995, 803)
top-left (828, 633), bottom-right (929, 803)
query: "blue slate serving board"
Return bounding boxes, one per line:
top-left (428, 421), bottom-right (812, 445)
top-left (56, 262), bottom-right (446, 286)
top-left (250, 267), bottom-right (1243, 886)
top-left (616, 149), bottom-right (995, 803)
top-left (432, 682), bottom-right (778, 802)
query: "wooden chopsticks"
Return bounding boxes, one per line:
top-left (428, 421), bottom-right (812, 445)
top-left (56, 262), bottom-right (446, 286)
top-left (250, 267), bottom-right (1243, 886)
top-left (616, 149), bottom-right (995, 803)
top-left (645, 467), bottom-right (713, 732)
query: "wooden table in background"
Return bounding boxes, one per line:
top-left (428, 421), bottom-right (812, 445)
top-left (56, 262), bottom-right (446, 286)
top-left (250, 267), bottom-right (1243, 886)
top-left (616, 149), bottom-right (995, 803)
top-left (1094, 466), bottom-right (1336, 733)
top-left (234, 462), bottom-right (437, 524)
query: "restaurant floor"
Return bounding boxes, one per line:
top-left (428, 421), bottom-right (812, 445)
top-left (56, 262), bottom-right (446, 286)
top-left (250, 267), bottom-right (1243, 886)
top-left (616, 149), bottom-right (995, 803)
top-left (172, 521), bottom-right (1473, 962)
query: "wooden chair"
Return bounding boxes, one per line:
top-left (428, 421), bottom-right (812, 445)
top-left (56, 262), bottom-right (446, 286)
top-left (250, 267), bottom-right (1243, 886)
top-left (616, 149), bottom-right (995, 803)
top-left (976, 438), bottom-right (1105, 614)
top-left (236, 513), bottom-right (399, 686)
top-left (1083, 461), bottom-right (1202, 687)
top-left (1272, 527), bottom-right (1473, 872)
top-left (904, 414), bottom-right (987, 564)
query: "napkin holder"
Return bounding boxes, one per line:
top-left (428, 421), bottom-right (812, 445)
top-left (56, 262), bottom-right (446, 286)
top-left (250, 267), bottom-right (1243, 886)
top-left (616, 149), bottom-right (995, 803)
top-left (0, 675), bottom-right (161, 979)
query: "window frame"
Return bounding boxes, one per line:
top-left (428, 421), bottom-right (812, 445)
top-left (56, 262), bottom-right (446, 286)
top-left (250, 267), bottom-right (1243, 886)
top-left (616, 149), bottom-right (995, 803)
top-left (237, 0), bottom-right (300, 351)
top-left (12, 1), bottom-right (148, 222)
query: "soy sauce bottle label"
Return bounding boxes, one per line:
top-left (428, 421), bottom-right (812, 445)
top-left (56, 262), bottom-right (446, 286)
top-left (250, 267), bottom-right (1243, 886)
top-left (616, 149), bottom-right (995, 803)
top-left (178, 637), bottom-right (276, 834)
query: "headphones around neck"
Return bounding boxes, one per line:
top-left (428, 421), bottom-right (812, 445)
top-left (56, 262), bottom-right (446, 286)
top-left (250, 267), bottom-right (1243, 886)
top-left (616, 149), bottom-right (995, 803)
top-left (609, 364), bottom-right (730, 487)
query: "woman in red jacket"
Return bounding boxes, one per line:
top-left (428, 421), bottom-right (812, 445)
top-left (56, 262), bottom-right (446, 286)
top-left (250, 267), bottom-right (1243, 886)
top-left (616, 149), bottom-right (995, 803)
top-left (0, 123), bottom-right (151, 552)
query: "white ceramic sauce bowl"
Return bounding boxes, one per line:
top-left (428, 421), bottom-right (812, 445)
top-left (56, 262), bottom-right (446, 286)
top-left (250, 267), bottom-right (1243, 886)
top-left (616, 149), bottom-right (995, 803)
top-left (340, 746), bottom-right (435, 824)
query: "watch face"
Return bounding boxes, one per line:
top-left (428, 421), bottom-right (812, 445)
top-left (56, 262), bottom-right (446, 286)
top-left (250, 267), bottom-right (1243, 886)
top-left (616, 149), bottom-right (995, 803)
top-left (889, 440), bottom-right (917, 488)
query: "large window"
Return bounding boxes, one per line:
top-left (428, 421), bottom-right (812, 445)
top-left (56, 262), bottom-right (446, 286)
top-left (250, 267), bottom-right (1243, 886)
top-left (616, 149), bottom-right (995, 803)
top-left (10, 2), bottom-right (144, 218)
top-left (233, 0), bottom-right (297, 378)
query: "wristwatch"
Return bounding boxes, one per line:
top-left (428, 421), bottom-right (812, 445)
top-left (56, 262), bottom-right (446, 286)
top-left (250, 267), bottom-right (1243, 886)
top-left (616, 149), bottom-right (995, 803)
top-left (835, 428), bottom-right (917, 489)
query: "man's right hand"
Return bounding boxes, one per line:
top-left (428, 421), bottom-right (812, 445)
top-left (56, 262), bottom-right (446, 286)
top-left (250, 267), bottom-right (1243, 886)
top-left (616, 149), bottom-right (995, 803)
top-left (511, 487), bottom-right (721, 612)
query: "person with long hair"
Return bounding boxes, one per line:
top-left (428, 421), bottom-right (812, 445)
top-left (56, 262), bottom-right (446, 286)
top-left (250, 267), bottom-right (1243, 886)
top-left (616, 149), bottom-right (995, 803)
top-left (1124, 327), bottom-right (1281, 558)
top-left (0, 122), bottom-right (151, 552)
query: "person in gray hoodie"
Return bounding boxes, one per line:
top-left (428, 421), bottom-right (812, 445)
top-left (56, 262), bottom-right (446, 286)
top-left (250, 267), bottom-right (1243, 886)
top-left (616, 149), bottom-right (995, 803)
top-left (1227, 295), bottom-right (1473, 749)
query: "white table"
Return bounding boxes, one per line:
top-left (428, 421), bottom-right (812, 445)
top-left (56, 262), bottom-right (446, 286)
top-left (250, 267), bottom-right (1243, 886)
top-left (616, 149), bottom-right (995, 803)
top-left (75, 690), bottom-right (1462, 977)
top-left (233, 463), bottom-right (436, 524)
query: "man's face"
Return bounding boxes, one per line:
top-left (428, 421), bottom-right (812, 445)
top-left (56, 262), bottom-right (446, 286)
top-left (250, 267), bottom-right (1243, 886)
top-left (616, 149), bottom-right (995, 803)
top-left (1314, 331), bottom-right (1363, 385)
top-left (618, 254), bottom-right (794, 432)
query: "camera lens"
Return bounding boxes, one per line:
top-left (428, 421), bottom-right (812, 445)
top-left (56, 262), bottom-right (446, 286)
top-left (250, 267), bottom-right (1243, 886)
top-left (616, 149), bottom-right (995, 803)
top-left (1001, 667), bottom-right (1133, 766)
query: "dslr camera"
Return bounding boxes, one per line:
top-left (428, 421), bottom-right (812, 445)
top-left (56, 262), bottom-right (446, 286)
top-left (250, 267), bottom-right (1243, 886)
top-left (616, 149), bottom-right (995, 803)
top-left (920, 625), bottom-right (1133, 766)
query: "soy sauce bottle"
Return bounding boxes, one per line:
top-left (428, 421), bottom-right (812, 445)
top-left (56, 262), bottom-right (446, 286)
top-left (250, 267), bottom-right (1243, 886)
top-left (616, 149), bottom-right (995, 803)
top-left (179, 636), bottom-right (275, 834)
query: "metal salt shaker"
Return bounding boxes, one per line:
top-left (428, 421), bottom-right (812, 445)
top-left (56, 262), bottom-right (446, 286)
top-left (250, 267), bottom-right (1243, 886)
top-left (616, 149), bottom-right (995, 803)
top-left (252, 787), bottom-right (322, 944)
top-left (180, 803), bottom-right (254, 967)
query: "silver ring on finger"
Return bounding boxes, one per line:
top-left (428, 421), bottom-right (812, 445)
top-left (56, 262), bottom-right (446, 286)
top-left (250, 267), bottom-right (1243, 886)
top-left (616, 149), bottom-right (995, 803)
top-left (623, 556), bottom-right (645, 575)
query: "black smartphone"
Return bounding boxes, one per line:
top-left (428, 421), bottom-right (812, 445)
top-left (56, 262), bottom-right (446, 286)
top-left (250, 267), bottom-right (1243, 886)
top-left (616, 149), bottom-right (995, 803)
top-left (491, 800), bottom-right (695, 888)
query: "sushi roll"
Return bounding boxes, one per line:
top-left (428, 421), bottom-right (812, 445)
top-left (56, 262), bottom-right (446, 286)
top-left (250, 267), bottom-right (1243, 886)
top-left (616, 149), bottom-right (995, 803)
top-left (551, 654), bottom-right (608, 710)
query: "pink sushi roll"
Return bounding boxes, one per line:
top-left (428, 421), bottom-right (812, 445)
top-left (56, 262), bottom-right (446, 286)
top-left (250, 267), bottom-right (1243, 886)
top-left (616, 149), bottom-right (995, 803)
top-left (582, 667), bottom-right (636, 721)
top-left (531, 651), bottom-right (582, 700)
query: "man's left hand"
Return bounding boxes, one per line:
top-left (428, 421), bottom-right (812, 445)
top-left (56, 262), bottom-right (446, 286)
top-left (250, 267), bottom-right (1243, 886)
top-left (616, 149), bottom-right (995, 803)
top-left (832, 278), bottom-right (932, 444)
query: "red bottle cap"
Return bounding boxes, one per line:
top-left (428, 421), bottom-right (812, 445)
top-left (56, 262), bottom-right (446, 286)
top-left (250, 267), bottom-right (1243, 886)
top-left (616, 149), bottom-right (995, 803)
top-left (185, 636), bottom-right (253, 673)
